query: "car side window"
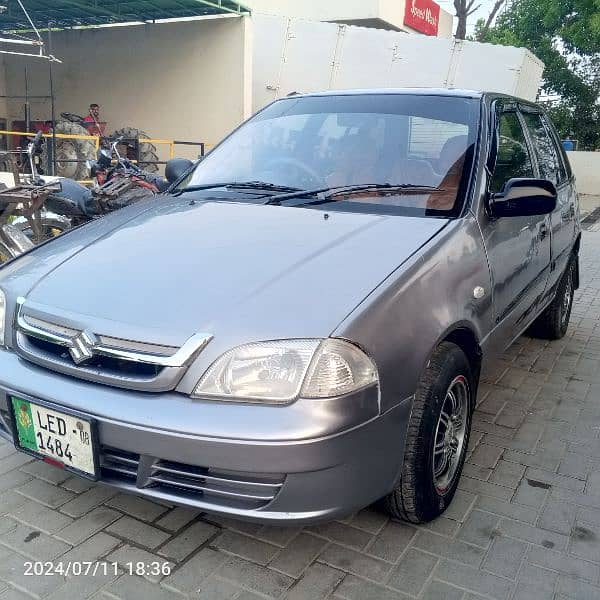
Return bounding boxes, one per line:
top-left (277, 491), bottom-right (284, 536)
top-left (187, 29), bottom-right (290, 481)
top-left (521, 112), bottom-right (561, 185)
top-left (542, 114), bottom-right (570, 182)
top-left (490, 111), bottom-right (535, 193)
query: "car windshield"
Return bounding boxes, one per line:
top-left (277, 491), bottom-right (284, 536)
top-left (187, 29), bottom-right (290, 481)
top-left (184, 94), bottom-right (480, 217)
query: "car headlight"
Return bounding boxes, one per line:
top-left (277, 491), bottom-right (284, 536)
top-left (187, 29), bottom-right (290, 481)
top-left (193, 338), bottom-right (378, 403)
top-left (0, 289), bottom-right (5, 345)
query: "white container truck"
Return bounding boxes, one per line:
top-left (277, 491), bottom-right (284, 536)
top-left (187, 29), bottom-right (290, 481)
top-left (252, 14), bottom-right (545, 109)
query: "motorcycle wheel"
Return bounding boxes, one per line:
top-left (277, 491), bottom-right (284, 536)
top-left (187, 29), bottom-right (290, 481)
top-left (15, 216), bottom-right (71, 243)
top-left (111, 127), bottom-right (159, 173)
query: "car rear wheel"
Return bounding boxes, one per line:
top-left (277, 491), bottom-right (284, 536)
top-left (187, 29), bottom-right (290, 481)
top-left (383, 341), bottom-right (474, 523)
top-left (529, 256), bottom-right (576, 340)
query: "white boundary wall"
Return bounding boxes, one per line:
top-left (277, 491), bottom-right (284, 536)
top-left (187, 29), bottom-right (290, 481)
top-left (568, 152), bottom-right (600, 196)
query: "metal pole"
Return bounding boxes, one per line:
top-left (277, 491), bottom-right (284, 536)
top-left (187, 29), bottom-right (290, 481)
top-left (47, 22), bottom-right (57, 176)
top-left (24, 66), bottom-right (30, 133)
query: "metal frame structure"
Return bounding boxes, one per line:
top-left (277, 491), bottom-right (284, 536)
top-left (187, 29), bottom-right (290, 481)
top-left (0, 1), bottom-right (250, 31)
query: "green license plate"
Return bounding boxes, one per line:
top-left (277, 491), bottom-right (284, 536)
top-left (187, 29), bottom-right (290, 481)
top-left (10, 396), bottom-right (97, 479)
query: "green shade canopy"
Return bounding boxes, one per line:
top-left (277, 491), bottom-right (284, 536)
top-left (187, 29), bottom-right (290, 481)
top-left (0, 0), bottom-right (251, 32)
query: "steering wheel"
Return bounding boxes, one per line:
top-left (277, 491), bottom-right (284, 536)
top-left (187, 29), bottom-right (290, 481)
top-left (263, 157), bottom-right (325, 188)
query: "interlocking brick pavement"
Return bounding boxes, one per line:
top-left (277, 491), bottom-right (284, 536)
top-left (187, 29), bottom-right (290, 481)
top-left (1, 229), bottom-right (600, 599)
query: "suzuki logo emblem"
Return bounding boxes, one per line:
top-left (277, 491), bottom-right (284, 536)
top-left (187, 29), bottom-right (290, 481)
top-left (68, 330), bottom-right (97, 365)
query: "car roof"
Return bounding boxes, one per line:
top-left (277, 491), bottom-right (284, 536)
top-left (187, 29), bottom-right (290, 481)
top-left (284, 88), bottom-right (485, 99)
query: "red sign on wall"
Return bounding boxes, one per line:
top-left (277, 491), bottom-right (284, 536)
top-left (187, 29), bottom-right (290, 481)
top-left (403, 0), bottom-right (441, 36)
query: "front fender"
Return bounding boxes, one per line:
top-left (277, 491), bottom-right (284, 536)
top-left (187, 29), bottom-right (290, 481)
top-left (334, 215), bottom-right (493, 413)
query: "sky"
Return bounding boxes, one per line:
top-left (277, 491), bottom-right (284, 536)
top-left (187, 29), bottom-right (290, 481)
top-left (436, 0), bottom-right (504, 35)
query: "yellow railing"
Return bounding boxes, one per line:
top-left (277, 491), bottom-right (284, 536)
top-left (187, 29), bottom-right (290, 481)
top-left (0, 129), bottom-right (101, 150)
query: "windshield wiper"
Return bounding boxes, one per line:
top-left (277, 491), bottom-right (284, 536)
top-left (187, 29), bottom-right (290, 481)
top-left (264, 183), bottom-right (443, 206)
top-left (175, 181), bottom-right (303, 195)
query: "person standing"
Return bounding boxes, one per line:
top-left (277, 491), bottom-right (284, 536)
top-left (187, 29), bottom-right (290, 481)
top-left (82, 103), bottom-right (106, 137)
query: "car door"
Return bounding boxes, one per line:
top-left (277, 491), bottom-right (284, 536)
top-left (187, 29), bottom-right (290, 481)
top-left (479, 104), bottom-right (552, 347)
top-left (520, 108), bottom-right (577, 299)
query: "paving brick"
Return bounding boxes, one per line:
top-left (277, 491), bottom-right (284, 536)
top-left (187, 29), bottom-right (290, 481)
top-left (211, 529), bottom-right (278, 566)
top-left (348, 509), bottom-right (388, 534)
top-left (469, 444), bottom-right (504, 468)
top-left (106, 516), bottom-right (169, 550)
top-left (481, 535), bottom-right (527, 579)
top-left (318, 544), bottom-right (392, 582)
top-left (489, 460), bottom-right (526, 489)
top-left (105, 493), bottom-right (168, 522)
top-left (19, 460), bottom-right (71, 485)
top-left (334, 574), bottom-right (411, 600)
top-left (0, 453), bottom-right (33, 476)
top-left (60, 476), bottom-right (95, 494)
top-left (0, 551), bottom-right (66, 598)
top-left (527, 545), bottom-right (598, 582)
top-left (422, 580), bottom-right (465, 600)
top-left (155, 507), bottom-right (200, 532)
top-left (442, 489), bottom-right (477, 522)
top-left (268, 533), bottom-right (326, 578)
top-left (434, 560), bottom-right (514, 600)
top-left (59, 532), bottom-right (119, 563)
top-left (161, 548), bottom-right (226, 594)
top-left (0, 469), bottom-right (32, 494)
top-left (387, 548), bottom-right (438, 595)
top-left (525, 467), bottom-right (586, 492)
top-left (0, 520), bottom-right (71, 560)
top-left (0, 491), bottom-right (28, 516)
top-left (556, 575), bottom-right (600, 600)
top-left (458, 476), bottom-right (514, 501)
top-left (255, 526), bottom-right (299, 547)
top-left (45, 570), bottom-right (118, 600)
top-left (59, 486), bottom-right (118, 518)
top-left (285, 563), bottom-right (344, 600)
top-left (512, 479), bottom-right (549, 508)
top-left (15, 478), bottom-right (75, 509)
top-left (558, 452), bottom-right (591, 480)
top-left (158, 520), bottom-right (217, 561)
top-left (365, 520), bottom-right (417, 562)
top-left (569, 520), bottom-right (600, 562)
top-left (104, 574), bottom-right (180, 600)
top-left (9, 500), bottom-right (73, 534)
top-left (477, 496), bottom-right (538, 523)
top-left (195, 575), bottom-right (240, 599)
top-left (457, 509), bottom-right (501, 548)
top-left (217, 557), bottom-right (293, 597)
top-left (497, 518), bottom-right (569, 551)
top-left (537, 498), bottom-right (577, 535)
top-left (412, 531), bottom-right (486, 568)
top-left (54, 506), bottom-right (121, 545)
top-left (307, 521), bottom-right (373, 550)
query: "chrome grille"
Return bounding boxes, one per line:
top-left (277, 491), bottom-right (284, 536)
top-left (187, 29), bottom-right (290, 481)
top-left (100, 447), bottom-right (284, 510)
top-left (14, 298), bottom-right (213, 392)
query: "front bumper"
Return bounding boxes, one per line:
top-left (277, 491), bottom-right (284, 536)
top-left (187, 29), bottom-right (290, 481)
top-left (0, 349), bottom-right (412, 524)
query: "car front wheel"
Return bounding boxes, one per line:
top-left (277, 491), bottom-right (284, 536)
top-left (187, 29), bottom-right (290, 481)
top-left (383, 341), bottom-right (474, 523)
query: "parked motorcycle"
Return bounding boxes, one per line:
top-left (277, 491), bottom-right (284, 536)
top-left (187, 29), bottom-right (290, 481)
top-left (44, 137), bottom-right (169, 227)
top-left (0, 132), bottom-right (69, 262)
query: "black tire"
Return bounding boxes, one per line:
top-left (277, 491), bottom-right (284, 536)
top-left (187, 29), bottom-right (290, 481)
top-left (15, 216), bottom-right (71, 243)
top-left (42, 120), bottom-right (96, 180)
top-left (383, 342), bottom-right (474, 523)
top-left (529, 256), bottom-right (576, 340)
top-left (111, 127), bottom-right (159, 173)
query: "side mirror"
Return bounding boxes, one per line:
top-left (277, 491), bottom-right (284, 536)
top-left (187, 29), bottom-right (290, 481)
top-left (165, 158), bottom-right (194, 184)
top-left (490, 178), bottom-right (557, 218)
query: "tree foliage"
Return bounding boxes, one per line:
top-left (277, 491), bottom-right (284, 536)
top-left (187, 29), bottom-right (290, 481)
top-left (475, 0), bottom-right (600, 149)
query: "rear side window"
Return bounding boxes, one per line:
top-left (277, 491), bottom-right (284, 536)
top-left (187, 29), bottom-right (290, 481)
top-left (521, 112), bottom-right (561, 185)
top-left (490, 111), bottom-right (534, 193)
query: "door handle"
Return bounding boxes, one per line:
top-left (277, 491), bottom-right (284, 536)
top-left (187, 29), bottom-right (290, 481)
top-left (539, 223), bottom-right (548, 240)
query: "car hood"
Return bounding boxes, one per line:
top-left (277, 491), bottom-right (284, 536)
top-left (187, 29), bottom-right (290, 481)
top-left (18, 198), bottom-right (448, 348)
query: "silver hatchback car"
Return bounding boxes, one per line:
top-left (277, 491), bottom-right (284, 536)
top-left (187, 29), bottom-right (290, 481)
top-left (0, 89), bottom-right (580, 524)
